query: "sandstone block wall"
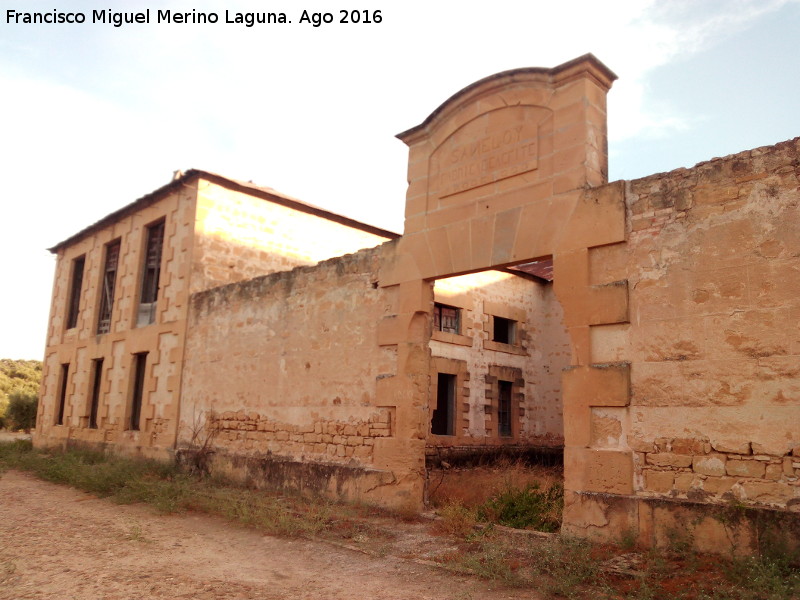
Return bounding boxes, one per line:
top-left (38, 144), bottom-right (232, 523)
top-left (180, 244), bottom-right (408, 501)
top-left (36, 183), bottom-right (198, 456)
top-left (624, 138), bottom-right (800, 512)
top-left (191, 179), bottom-right (393, 293)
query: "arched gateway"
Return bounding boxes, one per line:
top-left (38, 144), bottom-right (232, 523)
top-left (374, 55), bottom-right (633, 537)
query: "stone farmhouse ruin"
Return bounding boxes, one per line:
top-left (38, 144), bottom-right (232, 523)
top-left (35, 55), bottom-right (799, 552)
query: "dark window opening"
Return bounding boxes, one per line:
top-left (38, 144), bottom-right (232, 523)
top-left (138, 220), bottom-right (165, 327)
top-left (129, 353), bottom-right (148, 431)
top-left (493, 316), bottom-right (517, 344)
top-left (431, 373), bottom-right (455, 436)
top-left (66, 256), bottom-right (85, 330)
top-left (88, 358), bottom-right (103, 429)
top-left (56, 363), bottom-right (69, 426)
top-left (498, 380), bottom-right (513, 437)
top-left (433, 303), bottom-right (460, 335)
top-left (97, 241), bottom-right (120, 334)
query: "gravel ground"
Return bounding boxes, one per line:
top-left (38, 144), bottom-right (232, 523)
top-left (0, 470), bottom-right (542, 600)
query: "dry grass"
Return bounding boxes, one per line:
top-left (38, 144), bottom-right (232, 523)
top-left (429, 459), bottom-right (562, 508)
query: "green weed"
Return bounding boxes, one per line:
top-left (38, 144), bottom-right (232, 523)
top-left (477, 481), bottom-right (563, 532)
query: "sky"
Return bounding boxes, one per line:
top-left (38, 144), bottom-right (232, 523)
top-left (1, 0), bottom-right (799, 360)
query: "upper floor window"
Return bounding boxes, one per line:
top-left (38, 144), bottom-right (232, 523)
top-left (434, 303), bottom-right (460, 335)
top-left (97, 240), bottom-right (120, 334)
top-left (492, 316), bottom-right (517, 345)
top-left (137, 220), bottom-right (165, 327)
top-left (65, 256), bottom-right (85, 330)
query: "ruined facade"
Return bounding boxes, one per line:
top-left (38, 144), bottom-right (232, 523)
top-left (36, 54), bottom-right (799, 551)
top-left (36, 171), bottom-right (396, 456)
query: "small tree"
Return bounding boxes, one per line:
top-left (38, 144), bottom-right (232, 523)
top-left (6, 390), bottom-right (38, 433)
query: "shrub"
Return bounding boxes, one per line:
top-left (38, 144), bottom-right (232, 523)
top-left (477, 481), bottom-right (563, 532)
top-left (6, 390), bottom-right (38, 432)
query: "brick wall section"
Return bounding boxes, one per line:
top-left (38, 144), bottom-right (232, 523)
top-left (624, 137), bottom-right (800, 510)
top-left (181, 244), bottom-right (397, 477)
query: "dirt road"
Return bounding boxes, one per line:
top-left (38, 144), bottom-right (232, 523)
top-left (0, 470), bottom-right (541, 600)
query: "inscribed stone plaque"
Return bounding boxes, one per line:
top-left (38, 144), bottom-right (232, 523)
top-left (428, 106), bottom-right (548, 201)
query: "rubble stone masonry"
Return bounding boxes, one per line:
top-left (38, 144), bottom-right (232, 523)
top-left (180, 244), bottom-right (408, 502)
top-left (624, 138), bottom-right (800, 512)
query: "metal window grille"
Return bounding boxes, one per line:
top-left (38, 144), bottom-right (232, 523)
top-left (97, 242), bottom-right (120, 334)
top-left (434, 303), bottom-right (460, 334)
top-left (138, 221), bottom-right (165, 326)
top-left (65, 256), bottom-right (85, 330)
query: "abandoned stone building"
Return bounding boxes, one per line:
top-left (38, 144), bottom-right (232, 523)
top-left (35, 54), bottom-right (799, 552)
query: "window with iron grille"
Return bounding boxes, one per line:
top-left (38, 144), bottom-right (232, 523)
top-left (97, 241), bottom-right (120, 334)
top-left (433, 303), bottom-right (460, 334)
top-left (498, 380), bottom-right (513, 437)
top-left (129, 352), bottom-right (148, 431)
top-left (137, 220), bottom-right (165, 327)
top-left (65, 256), bottom-right (85, 330)
top-left (88, 358), bottom-right (104, 429)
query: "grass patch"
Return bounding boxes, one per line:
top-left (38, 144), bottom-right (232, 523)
top-left (3, 441), bottom-right (799, 600)
top-left (722, 555), bottom-right (800, 600)
top-left (0, 441), bottom-right (333, 537)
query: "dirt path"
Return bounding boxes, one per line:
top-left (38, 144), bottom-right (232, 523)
top-left (0, 470), bottom-right (542, 600)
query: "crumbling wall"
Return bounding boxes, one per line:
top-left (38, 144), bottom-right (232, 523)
top-left (180, 243), bottom-right (405, 502)
top-left (624, 138), bottom-right (800, 512)
top-left (563, 139), bottom-right (800, 551)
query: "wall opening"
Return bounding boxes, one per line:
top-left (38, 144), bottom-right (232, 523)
top-left (97, 240), bottom-right (120, 334)
top-left (55, 363), bottom-right (69, 426)
top-left (137, 219), bottom-right (165, 327)
top-left (424, 260), bottom-right (570, 508)
top-left (498, 380), bottom-right (512, 437)
top-left (65, 256), bottom-right (85, 330)
top-left (492, 317), bottom-right (516, 344)
top-left (129, 352), bottom-right (148, 431)
top-left (87, 358), bottom-right (103, 429)
top-left (431, 373), bottom-right (455, 435)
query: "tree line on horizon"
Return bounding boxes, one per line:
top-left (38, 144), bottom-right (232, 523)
top-left (0, 358), bottom-right (42, 432)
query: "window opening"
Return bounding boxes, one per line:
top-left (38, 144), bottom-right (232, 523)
top-left (137, 220), bottom-right (165, 327)
top-left (433, 303), bottom-right (460, 334)
top-left (66, 256), bottom-right (85, 330)
top-left (97, 241), bottom-right (120, 334)
top-left (56, 363), bottom-right (69, 425)
top-left (88, 358), bottom-right (103, 429)
top-left (431, 373), bottom-right (455, 435)
top-left (493, 316), bottom-right (516, 344)
top-left (129, 353), bottom-right (148, 431)
top-left (498, 380), bottom-right (513, 437)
